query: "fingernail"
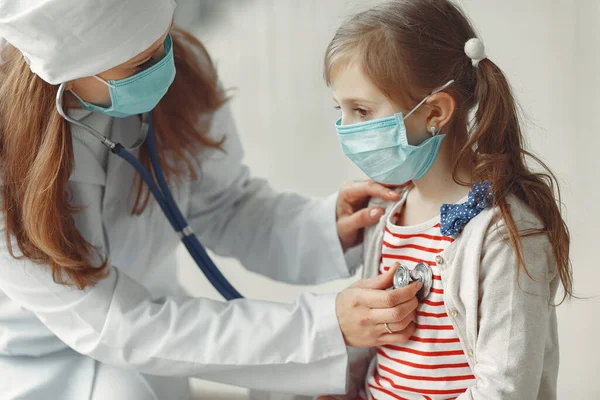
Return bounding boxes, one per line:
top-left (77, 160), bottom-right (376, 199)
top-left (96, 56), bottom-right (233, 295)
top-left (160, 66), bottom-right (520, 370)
top-left (388, 190), bottom-right (397, 197)
top-left (416, 282), bottom-right (423, 290)
top-left (370, 208), bottom-right (381, 218)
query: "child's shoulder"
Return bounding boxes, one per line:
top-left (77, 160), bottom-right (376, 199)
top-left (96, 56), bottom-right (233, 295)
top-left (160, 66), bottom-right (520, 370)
top-left (462, 195), bottom-right (555, 275)
top-left (452, 194), bottom-right (551, 259)
top-left (473, 194), bottom-right (546, 238)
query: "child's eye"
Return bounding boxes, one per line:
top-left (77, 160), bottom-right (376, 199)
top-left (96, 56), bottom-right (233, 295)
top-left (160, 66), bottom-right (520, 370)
top-left (333, 105), bottom-right (341, 110)
top-left (354, 108), bottom-right (369, 118)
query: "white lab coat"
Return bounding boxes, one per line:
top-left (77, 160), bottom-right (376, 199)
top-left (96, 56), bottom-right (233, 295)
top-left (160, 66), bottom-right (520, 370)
top-left (0, 104), bottom-right (360, 399)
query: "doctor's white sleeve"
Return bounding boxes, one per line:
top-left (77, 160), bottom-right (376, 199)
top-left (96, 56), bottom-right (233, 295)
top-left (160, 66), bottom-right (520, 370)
top-left (0, 249), bottom-right (350, 396)
top-left (186, 103), bottom-right (362, 285)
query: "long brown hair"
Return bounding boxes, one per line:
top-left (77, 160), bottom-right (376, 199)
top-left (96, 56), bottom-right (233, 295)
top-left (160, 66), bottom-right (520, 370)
top-left (0, 27), bottom-right (227, 289)
top-left (325, 0), bottom-right (572, 300)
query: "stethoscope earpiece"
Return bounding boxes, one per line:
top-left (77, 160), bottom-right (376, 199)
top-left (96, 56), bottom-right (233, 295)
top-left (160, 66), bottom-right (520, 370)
top-left (393, 263), bottom-right (433, 301)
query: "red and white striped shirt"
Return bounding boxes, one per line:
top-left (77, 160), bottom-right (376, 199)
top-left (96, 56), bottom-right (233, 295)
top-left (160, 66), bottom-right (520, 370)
top-left (360, 207), bottom-right (476, 400)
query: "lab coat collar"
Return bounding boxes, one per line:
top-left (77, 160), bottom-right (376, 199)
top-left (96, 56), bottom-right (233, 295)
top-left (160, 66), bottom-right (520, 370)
top-left (68, 114), bottom-right (143, 187)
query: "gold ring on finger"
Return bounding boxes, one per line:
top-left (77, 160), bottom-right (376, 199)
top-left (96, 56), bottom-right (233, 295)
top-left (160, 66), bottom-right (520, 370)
top-left (384, 322), bottom-right (393, 334)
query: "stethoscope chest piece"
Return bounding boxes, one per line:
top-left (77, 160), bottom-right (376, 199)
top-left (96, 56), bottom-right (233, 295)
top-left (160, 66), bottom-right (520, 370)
top-left (393, 262), bottom-right (433, 301)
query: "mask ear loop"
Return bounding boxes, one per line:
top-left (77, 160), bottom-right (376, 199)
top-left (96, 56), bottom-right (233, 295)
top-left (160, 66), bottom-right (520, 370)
top-left (69, 75), bottom-right (116, 104)
top-left (92, 75), bottom-right (116, 88)
top-left (68, 89), bottom-right (88, 104)
top-left (404, 80), bottom-right (455, 138)
top-left (404, 80), bottom-right (455, 120)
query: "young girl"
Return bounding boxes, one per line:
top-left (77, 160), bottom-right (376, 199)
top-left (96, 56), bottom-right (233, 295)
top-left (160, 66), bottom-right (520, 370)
top-left (322, 0), bottom-right (572, 399)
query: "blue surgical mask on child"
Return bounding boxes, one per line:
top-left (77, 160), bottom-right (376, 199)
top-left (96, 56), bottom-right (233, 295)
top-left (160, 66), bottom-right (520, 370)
top-left (336, 80), bottom-right (454, 185)
top-left (71, 34), bottom-right (176, 118)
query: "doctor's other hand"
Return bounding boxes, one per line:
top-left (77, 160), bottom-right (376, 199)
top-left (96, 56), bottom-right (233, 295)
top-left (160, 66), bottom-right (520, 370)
top-left (335, 264), bottom-right (421, 348)
top-left (336, 181), bottom-right (400, 251)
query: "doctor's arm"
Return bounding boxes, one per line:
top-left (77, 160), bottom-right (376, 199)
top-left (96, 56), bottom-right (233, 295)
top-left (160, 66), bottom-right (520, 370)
top-left (187, 103), bottom-right (397, 285)
top-left (0, 243), bottom-right (419, 396)
top-left (457, 222), bottom-right (558, 399)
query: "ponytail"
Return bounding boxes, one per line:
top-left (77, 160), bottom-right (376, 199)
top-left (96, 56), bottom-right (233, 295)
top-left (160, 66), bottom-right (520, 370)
top-left (462, 59), bottom-right (572, 301)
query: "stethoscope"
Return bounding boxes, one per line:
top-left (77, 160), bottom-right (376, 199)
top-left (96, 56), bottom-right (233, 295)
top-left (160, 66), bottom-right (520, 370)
top-left (56, 84), bottom-right (243, 301)
top-left (392, 263), bottom-right (433, 301)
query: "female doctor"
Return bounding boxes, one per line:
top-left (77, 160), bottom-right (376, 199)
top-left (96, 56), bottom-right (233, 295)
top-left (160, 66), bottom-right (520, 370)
top-left (0, 1), bottom-right (421, 399)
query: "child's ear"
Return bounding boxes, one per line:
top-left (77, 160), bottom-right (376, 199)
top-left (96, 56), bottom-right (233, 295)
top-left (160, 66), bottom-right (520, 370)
top-left (426, 92), bottom-right (456, 131)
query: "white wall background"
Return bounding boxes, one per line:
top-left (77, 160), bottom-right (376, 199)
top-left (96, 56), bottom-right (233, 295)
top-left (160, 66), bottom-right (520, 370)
top-left (173, 1), bottom-right (600, 398)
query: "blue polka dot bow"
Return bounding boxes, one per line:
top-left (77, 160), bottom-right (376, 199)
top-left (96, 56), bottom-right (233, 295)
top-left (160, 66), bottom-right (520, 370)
top-left (440, 182), bottom-right (493, 237)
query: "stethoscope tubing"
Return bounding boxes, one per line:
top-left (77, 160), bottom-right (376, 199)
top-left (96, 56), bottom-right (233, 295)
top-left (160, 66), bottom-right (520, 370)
top-left (111, 115), bottom-right (243, 300)
top-left (56, 84), bottom-right (242, 300)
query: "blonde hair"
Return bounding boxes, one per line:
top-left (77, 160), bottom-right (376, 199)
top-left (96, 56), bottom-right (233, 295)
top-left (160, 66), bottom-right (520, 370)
top-left (325, 0), bottom-right (572, 300)
top-left (0, 28), bottom-right (227, 289)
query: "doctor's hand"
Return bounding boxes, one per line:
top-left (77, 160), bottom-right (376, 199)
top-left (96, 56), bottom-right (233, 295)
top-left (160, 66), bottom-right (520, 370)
top-left (336, 181), bottom-right (400, 251)
top-left (335, 264), bottom-right (420, 348)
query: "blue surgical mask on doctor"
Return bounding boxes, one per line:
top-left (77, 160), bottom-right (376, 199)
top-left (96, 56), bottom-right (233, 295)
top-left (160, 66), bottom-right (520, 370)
top-left (71, 34), bottom-right (176, 118)
top-left (336, 80), bottom-right (454, 185)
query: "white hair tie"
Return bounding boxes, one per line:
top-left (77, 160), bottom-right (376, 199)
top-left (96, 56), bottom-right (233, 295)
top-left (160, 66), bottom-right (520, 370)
top-left (464, 38), bottom-right (487, 67)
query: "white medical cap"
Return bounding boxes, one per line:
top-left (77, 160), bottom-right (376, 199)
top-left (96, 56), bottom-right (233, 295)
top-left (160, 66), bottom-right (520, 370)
top-left (0, 0), bottom-right (176, 85)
